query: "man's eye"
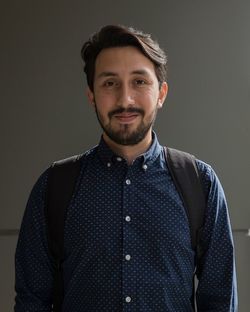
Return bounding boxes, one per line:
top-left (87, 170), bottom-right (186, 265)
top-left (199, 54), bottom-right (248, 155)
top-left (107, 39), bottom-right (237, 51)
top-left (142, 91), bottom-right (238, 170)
top-left (135, 79), bottom-right (146, 85)
top-left (104, 81), bottom-right (115, 87)
top-left (103, 80), bottom-right (120, 88)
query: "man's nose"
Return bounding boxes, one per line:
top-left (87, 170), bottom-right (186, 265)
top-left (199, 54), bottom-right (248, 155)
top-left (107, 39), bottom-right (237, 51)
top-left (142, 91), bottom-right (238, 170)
top-left (117, 84), bottom-right (135, 107)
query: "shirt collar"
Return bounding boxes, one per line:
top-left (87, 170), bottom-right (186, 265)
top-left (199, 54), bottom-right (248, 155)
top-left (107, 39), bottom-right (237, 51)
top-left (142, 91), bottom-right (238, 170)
top-left (97, 131), bottom-right (162, 166)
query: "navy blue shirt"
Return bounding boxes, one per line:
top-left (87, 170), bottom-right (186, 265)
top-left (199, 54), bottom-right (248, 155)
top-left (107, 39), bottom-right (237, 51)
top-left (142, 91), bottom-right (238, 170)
top-left (15, 133), bottom-right (237, 311)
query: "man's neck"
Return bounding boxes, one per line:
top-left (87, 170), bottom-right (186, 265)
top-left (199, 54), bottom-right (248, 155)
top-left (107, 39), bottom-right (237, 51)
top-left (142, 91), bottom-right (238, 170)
top-left (103, 131), bottom-right (153, 165)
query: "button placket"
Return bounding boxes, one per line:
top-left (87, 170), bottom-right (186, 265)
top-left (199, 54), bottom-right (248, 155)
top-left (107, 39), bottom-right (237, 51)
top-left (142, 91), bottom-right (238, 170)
top-left (122, 169), bottom-right (134, 309)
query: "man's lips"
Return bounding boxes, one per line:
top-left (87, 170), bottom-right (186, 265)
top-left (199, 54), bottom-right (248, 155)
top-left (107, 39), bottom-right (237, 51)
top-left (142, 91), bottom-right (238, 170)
top-left (114, 113), bottom-right (139, 123)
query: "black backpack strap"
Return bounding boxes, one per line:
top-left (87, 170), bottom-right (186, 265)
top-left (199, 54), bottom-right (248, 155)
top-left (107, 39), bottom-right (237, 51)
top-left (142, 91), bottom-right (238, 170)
top-left (164, 147), bottom-right (206, 260)
top-left (45, 154), bottom-right (83, 312)
top-left (164, 147), bottom-right (206, 310)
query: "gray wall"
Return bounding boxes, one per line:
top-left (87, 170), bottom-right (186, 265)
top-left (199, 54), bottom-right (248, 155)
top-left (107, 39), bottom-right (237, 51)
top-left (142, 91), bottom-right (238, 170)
top-left (1, 0), bottom-right (249, 310)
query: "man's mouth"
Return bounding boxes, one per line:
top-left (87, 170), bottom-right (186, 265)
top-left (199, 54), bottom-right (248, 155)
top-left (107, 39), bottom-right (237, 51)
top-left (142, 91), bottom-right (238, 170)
top-left (114, 113), bottom-right (139, 124)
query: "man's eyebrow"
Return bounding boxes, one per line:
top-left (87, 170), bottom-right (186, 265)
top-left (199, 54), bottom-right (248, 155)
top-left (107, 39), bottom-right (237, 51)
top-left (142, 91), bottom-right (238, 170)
top-left (96, 72), bottom-right (118, 79)
top-left (97, 69), bottom-right (151, 79)
top-left (131, 69), bottom-right (151, 76)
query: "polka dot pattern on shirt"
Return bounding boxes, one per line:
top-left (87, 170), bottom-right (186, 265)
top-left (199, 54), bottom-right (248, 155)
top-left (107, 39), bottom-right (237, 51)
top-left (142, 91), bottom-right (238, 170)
top-left (14, 133), bottom-right (237, 311)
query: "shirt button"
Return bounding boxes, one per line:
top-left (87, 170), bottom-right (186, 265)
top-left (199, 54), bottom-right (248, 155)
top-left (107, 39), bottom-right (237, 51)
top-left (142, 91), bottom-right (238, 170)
top-left (142, 164), bottom-right (148, 170)
top-left (107, 162), bottom-right (111, 167)
top-left (116, 157), bottom-right (122, 161)
top-left (125, 179), bottom-right (131, 185)
top-left (125, 216), bottom-right (131, 222)
top-left (125, 254), bottom-right (131, 261)
top-left (125, 296), bottom-right (132, 303)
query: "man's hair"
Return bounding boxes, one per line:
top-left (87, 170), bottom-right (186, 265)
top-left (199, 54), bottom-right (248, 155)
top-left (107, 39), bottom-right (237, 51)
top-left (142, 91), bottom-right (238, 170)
top-left (81, 24), bottom-right (167, 91)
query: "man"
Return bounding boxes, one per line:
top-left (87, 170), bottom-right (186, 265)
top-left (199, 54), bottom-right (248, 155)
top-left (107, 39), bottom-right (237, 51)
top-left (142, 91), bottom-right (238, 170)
top-left (15, 25), bottom-right (238, 311)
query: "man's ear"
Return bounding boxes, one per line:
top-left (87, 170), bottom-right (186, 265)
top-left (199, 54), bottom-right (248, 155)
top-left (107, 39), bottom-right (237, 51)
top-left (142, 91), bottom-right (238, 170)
top-left (157, 82), bottom-right (168, 108)
top-left (86, 87), bottom-right (95, 107)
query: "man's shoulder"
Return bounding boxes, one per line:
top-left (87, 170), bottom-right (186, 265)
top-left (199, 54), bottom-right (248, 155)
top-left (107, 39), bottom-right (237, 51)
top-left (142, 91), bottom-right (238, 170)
top-left (51, 145), bottom-right (99, 167)
top-left (194, 157), bottom-right (218, 197)
top-left (33, 146), bottom-right (98, 187)
top-left (165, 146), bottom-right (213, 179)
top-left (195, 158), bottom-right (213, 176)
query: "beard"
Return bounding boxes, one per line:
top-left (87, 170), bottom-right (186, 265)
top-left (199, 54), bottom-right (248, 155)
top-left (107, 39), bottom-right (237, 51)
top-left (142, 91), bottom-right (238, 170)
top-left (95, 105), bottom-right (158, 146)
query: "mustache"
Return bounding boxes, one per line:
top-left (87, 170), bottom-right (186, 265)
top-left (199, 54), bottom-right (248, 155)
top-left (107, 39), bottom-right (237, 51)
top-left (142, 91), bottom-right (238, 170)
top-left (108, 107), bottom-right (144, 118)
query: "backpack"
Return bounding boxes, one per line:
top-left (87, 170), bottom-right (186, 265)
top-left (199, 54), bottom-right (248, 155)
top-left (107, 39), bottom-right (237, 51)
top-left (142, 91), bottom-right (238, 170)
top-left (45, 147), bottom-right (206, 311)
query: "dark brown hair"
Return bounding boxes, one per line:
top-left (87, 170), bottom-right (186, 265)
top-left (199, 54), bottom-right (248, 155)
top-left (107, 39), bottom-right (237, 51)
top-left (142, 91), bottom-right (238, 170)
top-left (81, 25), bottom-right (167, 91)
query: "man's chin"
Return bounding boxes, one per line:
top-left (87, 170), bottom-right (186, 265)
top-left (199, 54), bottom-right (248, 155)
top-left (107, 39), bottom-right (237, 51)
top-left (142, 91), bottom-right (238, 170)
top-left (105, 130), bottom-right (147, 146)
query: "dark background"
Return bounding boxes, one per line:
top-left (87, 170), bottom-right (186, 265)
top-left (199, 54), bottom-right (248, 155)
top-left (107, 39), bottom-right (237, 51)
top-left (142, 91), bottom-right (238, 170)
top-left (1, 0), bottom-right (249, 310)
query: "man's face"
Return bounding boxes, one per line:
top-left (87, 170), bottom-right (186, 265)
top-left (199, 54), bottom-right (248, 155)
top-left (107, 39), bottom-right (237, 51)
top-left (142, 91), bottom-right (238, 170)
top-left (87, 46), bottom-right (168, 146)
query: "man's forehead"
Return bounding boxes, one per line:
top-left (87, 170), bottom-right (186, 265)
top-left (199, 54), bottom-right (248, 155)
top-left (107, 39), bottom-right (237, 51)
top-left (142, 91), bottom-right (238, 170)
top-left (95, 46), bottom-right (154, 66)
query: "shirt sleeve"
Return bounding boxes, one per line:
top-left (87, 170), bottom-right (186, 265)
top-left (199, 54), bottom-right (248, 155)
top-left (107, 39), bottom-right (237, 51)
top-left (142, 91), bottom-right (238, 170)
top-left (195, 161), bottom-right (238, 311)
top-left (14, 168), bottom-right (54, 312)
